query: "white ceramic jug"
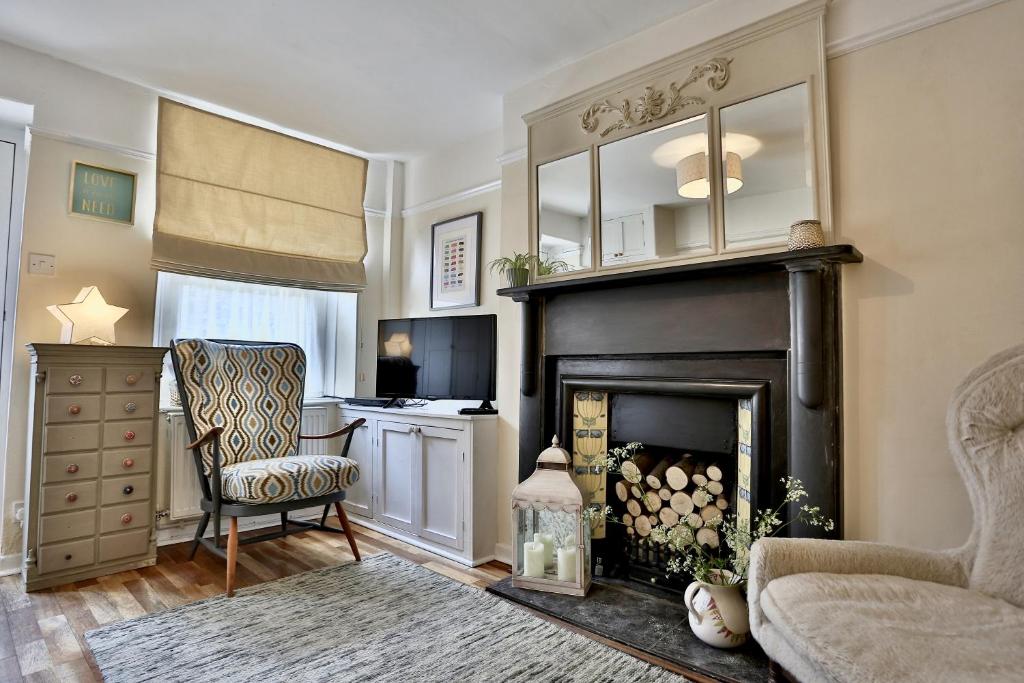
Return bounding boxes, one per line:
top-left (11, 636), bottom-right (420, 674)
top-left (683, 578), bottom-right (750, 648)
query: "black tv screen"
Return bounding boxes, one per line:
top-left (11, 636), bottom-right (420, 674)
top-left (376, 314), bottom-right (496, 400)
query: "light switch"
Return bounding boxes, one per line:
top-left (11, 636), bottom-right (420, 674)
top-left (28, 253), bottom-right (56, 276)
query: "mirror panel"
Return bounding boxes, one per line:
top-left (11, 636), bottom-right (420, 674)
top-left (720, 83), bottom-right (815, 249)
top-left (537, 151), bottom-right (591, 273)
top-left (598, 115), bottom-right (711, 267)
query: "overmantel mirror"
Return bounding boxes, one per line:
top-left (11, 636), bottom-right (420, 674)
top-left (526, 1), bottom-right (831, 282)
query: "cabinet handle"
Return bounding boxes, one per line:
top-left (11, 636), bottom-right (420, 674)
top-left (123, 430), bottom-right (136, 441)
top-left (122, 457), bottom-right (135, 469)
top-left (125, 373), bottom-right (139, 385)
top-left (64, 554), bottom-right (73, 561)
top-left (65, 492), bottom-right (78, 503)
top-left (68, 374), bottom-right (83, 386)
top-left (65, 463), bottom-right (79, 474)
top-left (123, 485), bottom-right (134, 496)
top-left (124, 402), bottom-right (137, 413)
top-left (67, 404), bottom-right (81, 416)
top-left (121, 513), bottom-right (133, 525)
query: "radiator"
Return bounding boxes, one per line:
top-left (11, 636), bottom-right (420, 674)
top-left (166, 405), bottom-right (335, 520)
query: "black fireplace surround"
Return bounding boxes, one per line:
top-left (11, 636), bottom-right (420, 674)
top-left (498, 245), bottom-right (862, 538)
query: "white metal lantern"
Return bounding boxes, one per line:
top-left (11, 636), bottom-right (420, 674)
top-left (511, 435), bottom-right (591, 596)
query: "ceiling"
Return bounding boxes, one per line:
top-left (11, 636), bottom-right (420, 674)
top-left (0, 0), bottom-right (715, 159)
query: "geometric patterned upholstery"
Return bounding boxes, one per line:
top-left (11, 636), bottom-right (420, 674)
top-left (220, 454), bottom-right (360, 504)
top-left (172, 339), bottom-right (305, 476)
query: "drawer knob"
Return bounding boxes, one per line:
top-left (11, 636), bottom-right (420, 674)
top-left (65, 492), bottom-right (78, 503)
top-left (122, 457), bottom-right (135, 469)
top-left (124, 401), bottom-right (137, 413)
top-left (64, 554), bottom-right (73, 561)
top-left (67, 404), bottom-right (81, 416)
top-left (65, 463), bottom-right (79, 474)
top-left (125, 373), bottom-right (139, 385)
top-left (121, 513), bottom-right (133, 525)
top-left (123, 485), bottom-right (134, 496)
top-left (68, 374), bottom-right (83, 386)
top-left (123, 430), bottom-right (136, 441)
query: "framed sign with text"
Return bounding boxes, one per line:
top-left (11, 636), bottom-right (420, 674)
top-left (68, 161), bottom-right (137, 225)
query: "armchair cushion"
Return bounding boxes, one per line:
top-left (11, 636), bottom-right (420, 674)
top-left (759, 572), bottom-right (1024, 683)
top-left (221, 454), bottom-right (359, 504)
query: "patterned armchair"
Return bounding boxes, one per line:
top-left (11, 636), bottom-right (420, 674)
top-left (170, 339), bottom-right (364, 596)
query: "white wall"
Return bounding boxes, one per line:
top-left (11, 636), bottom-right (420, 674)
top-left (404, 128), bottom-right (502, 209)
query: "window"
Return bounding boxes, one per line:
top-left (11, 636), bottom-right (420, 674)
top-left (154, 272), bottom-right (358, 402)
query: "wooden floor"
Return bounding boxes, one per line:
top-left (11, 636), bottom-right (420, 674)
top-left (0, 518), bottom-right (704, 682)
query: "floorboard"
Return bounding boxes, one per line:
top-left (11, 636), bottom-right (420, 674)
top-left (1, 516), bottom-right (705, 681)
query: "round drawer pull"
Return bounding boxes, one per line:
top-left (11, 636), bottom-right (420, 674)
top-left (68, 374), bottom-right (83, 386)
top-left (122, 457), bottom-right (135, 469)
top-left (125, 373), bottom-right (139, 385)
top-left (123, 430), bottom-right (136, 441)
top-left (121, 513), bottom-right (133, 525)
top-left (65, 463), bottom-right (79, 474)
top-left (65, 492), bottom-right (78, 503)
top-left (123, 485), bottom-right (134, 496)
top-left (64, 554), bottom-right (73, 561)
top-left (67, 404), bottom-right (81, 416)
top-left (124, 402), bottom-right (137, 413)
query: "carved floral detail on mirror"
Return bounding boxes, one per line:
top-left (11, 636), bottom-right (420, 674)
top-left (579, 57), bottom-right (732, 137)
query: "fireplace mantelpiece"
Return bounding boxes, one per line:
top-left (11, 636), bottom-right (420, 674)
top-left (498, 244), bottom-right (862, 536)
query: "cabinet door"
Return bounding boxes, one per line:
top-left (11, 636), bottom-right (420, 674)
top-left (375, 421), bottom-right (418, 532)
top-left (601, 218), bottom-right (624, 259)
top-left (417, 426), bottom-right (465, 551)
top-left (340, 418), bottom-right (374, 518)
top-left (620, 213), bottom-right (647, 258)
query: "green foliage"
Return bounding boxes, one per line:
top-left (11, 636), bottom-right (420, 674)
top-left (488, 253), bottom-right (569, 277)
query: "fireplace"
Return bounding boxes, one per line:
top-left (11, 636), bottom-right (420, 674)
top-left (502, 245), bottom-right (862, 568)
top-left (564, 378), bottom-right (768, 590)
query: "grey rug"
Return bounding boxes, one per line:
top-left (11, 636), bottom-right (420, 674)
top-left (85, 554), bottom-right (684, 682)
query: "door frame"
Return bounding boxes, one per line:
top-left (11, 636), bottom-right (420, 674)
top-left (0, 121), bottom-right (30, 558)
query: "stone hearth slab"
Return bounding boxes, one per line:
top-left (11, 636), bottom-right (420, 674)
top-left (487, 577), bottom-right (770, 683)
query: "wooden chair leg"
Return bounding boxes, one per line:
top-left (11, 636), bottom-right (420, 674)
top-left (334, 502), bottom-right (361, 561)
top-left (189, 512), bottom-right (211, 560)
top-left (226, 516), bottom-right (239, 596)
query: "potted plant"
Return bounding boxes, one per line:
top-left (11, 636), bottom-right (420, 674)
top-left (596, 443), bottom-right (834, 648)
top-left (489, 253), bottom-right (569, 287)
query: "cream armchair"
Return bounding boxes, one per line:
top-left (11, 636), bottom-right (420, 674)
top-left (748, 344), bottom-right (1024, 682)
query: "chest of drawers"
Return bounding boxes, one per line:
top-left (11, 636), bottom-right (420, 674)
top-left (22, 344), bottom-right (167, 591)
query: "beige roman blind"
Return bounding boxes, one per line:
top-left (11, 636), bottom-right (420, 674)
top-left (153, 98), bottom-right (368, 290)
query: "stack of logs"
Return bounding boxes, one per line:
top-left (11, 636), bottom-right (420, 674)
top-left (614, 453), bottom-right (728, 549)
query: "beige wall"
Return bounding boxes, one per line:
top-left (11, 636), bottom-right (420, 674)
top-left (831, 0), bottom-right (1024, 548)
top-left (399, 191), bottom-right (502, 319)
top-left (1, 136), bottom-right (158, 554)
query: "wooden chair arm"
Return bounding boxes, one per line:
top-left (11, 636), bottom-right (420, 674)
top-left (187, 426), bottom-right (224, 450)
top-left (300, 418), bottom-right (366, 440)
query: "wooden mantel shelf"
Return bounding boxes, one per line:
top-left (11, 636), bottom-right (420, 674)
top-left (496, 244), bottom-right (862, 301)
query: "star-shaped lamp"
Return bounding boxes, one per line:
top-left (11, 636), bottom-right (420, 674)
top-left (47, 286), bottom-right (128, 345)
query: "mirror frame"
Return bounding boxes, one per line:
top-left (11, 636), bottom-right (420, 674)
top-left (525, 0), bottom-right (830, 283)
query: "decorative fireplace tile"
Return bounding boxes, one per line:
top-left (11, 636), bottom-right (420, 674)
top-left (573, 391), bottom-right (608, 539)
top-left (737, 399), bottom-right (753, 536)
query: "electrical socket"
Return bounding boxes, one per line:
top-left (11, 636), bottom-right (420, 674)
top-left (12, 501), bottom-right (24, 526)
top-left (28, 253), bottom-right (56, 276)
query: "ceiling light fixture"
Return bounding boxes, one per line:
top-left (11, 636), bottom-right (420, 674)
top-left (676, 151), bottom-right (743, 199)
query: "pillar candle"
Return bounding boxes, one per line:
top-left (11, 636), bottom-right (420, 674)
top-left (523, 541), bottom-right (545, 578)
top-left (557, 546), bottom-right (577, 582)
top-left (534, 532), bottom-right (554, 567)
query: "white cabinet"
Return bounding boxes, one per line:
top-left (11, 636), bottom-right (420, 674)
top-left (340, 417), bottom-right (374, 518)
top-left (339, 406), bottom-right (496, 566)
top-left (602, 212), bottom-right (646, 263)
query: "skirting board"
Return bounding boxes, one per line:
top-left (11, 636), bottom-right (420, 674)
top-left (0, 553), bottom-right (20, 577)
top-left (494, 542), bottom-right (512, 566)
top-left (156, 507), bottom-right (325, 546)
top-left (346, 515), bottom-right (494, 568)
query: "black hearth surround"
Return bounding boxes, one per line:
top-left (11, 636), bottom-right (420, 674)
top-left (498, 245), bottom-right (862, 537)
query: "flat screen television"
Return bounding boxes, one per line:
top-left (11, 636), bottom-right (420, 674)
top-left (376, 314), bottom-right (497, 413)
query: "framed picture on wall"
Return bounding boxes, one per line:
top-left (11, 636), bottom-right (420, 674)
top-left (68, 161), bottom-right (137, 225)
top-left (430, 212), bottom-right (482, 310)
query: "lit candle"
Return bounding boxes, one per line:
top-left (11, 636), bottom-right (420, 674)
top-left (557, 546), bottom-right (577, 582)
top-left (523, 541), bottom-right (545, 578)
top-left (534, 532), bottom-right (555, 567)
